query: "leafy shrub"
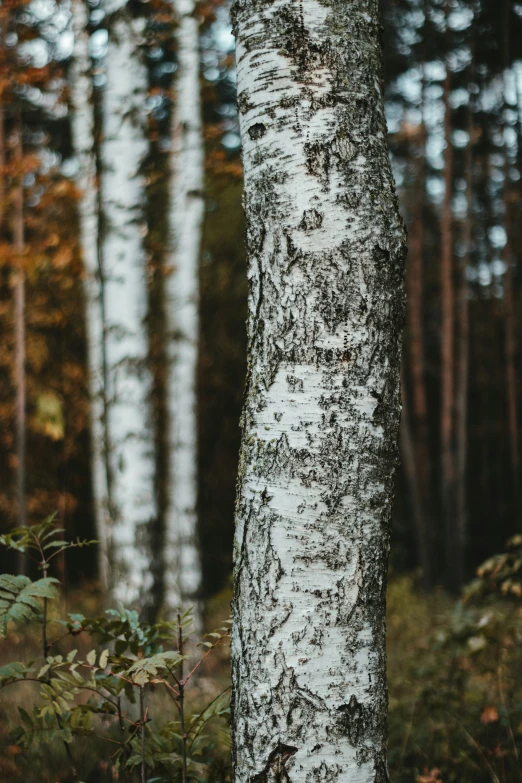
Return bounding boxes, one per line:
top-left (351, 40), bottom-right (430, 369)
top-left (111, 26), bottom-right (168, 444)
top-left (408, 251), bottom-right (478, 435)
top-left (0, 516), bottom-right (231, 783)
top-left (387, 574), bottom-right (522, 783)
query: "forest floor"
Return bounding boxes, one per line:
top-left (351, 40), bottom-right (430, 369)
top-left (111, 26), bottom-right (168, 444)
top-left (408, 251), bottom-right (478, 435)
top-left (0, 576), bottom-right (520, 783)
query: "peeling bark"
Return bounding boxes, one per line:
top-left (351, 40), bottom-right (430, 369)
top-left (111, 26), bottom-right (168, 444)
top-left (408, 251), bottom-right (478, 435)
top-left (101, 0), bottom-right (157, 604)
top-left (164, 0), bottom-right (204, 621)
top-left (231, 1), bottom-right (406, 781)
top-left (70, 0), bottom-right (111, 590)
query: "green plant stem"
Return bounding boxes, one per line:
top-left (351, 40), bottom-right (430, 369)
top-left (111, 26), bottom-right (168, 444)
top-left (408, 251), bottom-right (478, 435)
top-left (187, 686), bottom-right (231, 752)
top-left (178, 612), bottom-right (187, 783)
top-left (117, 695), bottom-right (131, 783)
top-left (39, 543), bottom-right (79, 781)
top-left (140, 686), bottom-right (146, 783)
top-left (445, 711), bottom-right (501, 783)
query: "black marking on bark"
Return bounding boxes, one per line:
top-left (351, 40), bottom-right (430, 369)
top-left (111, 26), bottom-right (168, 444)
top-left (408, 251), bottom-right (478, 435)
top-left (251, 744), bottom-right (298, 783)
top-left (249, 122), bottom-right (267, 141)
top-left (299, 209), bottom-right (323, 231)
top-left (337, 694), bottom-right (364, 742)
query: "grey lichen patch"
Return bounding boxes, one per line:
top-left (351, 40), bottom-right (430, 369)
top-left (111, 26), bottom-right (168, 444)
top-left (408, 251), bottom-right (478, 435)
top-left (238, 90), bottom-right (255, 115)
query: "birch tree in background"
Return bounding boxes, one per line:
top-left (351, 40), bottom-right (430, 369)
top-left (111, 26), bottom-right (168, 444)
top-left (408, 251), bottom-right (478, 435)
top-left (231, 0), bottom-right (406, 779)
top-left (101, 0), bottom-right (157, 605)
top-left (70, 0), bottom-right (110, 589)
top-left (163, 0), bottom-right (204, 620)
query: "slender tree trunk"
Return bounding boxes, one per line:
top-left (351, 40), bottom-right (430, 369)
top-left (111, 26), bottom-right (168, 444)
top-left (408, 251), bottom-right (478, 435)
top-left (101, 0), bottom-right (157, 605)
top-left (163, 0), bottom-right (204, 622)
top-left (231, 1), bottom-right (406, 780)
top-left (0, 106), bottom-right (4, 229)
top-left (405, 77), bottom-right (433, 589)
top-left (401, 374), bottom-right (432, 587)
top-left (440, 65), bottom-right (456, 591)
top-left (503, 155), bottom-right (520, 529)
top-left (502, 5), bottom-right (520, 529)
top-left (13, 112), bottom-right (26, 536)
top-left (454, 95), bottom-right (473, 590)
top-left (70, 0), bottom-right (111, 590)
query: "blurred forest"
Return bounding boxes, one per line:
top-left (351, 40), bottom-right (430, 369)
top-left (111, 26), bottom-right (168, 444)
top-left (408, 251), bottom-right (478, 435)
top-left (0, 0), bottom-right (522, 780)
top-left (0, 0), bottom-right (521, 600)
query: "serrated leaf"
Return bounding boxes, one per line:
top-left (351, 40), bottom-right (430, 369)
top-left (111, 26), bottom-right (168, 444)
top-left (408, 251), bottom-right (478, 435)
top-left (86, 649), bottom-right (97, 666)
top-left (37, 664), bottom-right (51, 679)
top-left (43, 540), bottom-right (69, 549)
top-left (99, 649), bottom-right (109, 669)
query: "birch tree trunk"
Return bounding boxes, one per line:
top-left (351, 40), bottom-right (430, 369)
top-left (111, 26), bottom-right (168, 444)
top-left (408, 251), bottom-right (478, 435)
top-left (231, 1), bottom-right (406, 780)
top-left (70, 0), bottom-right (111, 590)
top-left (164, 0), bottom-right (204, 620)
top-left (101, 0), bottom-right (157, 605)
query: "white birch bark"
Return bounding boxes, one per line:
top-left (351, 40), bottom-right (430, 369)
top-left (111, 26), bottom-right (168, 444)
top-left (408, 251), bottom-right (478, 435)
top-left (164, 0), bottom-right (204, 619)
top-left (101, 0), bottom-right (157, 605)
top-left (70, 0), bottom-right (110, 590)
top-left (231, 1), bottom-right (406, 781)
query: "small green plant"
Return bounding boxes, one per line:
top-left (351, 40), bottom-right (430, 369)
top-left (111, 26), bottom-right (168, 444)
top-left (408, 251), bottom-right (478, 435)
top-left (0, 516), bottom-right (231, 783)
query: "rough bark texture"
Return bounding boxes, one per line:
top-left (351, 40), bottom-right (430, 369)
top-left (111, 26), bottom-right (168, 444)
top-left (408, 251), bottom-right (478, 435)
top-left (101, 0), bottom-right (157, 604)
top-left (231, 1), bottom-right (406, 781)
top-left (70, 0), bottom-right (111, 589)
top-left (164, 0), bottom-right (204, 621)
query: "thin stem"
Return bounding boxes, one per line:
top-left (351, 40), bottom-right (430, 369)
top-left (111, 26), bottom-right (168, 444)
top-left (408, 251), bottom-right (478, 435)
top-left (497, 664), bottom-right (521, 776)
top-left (182, 631), bottom-right (229, 685)
top-left (116, 696), bottom-right (131, 783)
top-left (187, 685), bottom-right (231, 744)
top-left (178, 612), bottom-right (187, 783)
top-left (445, 711), bottom-right (501, 783)
top-left (140, 686), bottom-right (146, 783)
top-left (187, 687), bottom-right (231, 754)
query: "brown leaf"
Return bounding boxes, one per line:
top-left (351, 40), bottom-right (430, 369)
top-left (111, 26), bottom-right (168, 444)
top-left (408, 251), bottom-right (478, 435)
top-left (480, 705), bottom-right (499, 725)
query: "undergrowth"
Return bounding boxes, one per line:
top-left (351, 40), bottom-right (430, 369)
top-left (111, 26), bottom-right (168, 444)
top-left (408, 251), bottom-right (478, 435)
top-left (1, 519), bottom-right (521, 783)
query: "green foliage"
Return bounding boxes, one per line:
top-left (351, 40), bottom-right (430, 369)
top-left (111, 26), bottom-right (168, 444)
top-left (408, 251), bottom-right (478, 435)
top-left (0, 574), bottom-right (59, 638)
top-left (0, 519), bottom-right (231, 783)
top-left (387, 576), bottom-right (522, 783)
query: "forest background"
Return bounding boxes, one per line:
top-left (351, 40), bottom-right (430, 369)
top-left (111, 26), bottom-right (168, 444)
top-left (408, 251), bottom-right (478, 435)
top-left (1, 0), bottom-right (522, 781)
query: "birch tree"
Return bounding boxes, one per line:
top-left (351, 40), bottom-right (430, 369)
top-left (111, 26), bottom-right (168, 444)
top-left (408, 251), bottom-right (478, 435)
top-left (231, 0), bottom-right (406, 780)
top-left (163, 0), bottom-right (204, 619)
top-left (101, 0), bottom-right (157, 604)
top-left (70, 0), bottom-right (110, 589)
